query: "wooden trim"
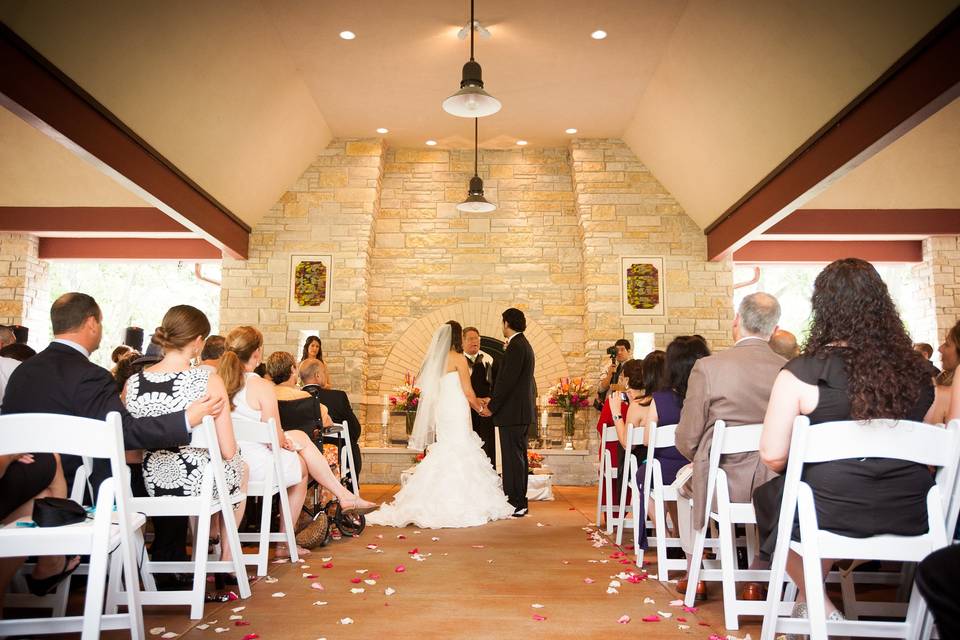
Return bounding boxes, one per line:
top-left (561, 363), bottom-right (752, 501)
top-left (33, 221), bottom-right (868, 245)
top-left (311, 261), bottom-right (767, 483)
top-left (0, 24), bottom-right (250, 259)
top-left (764, 209), bottom-right (960, 236)
top-left (732, 240), bottom-right (923, 263)
top-left (0, 207), bottom-right (192, 235)
top-left (39, 238), bottom-right (222, 260)
top-left (706, 7), bottom-right (960, 260)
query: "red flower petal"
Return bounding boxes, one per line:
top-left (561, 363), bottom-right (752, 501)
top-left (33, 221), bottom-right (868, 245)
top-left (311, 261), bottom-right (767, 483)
top-left (227, 591), bottom-right (239, 601)
top-left (395, 565), bottom-right (406, 573)
top-left (397, 535), bottom-right (406, 539)
top-left (350, 577), bottom-right (362, 584)
top-left (683, 605), bottom-right (698, 613)
top-left (303, 574), bottom-right (317, 579)
top-left (242, 635), bottom-right (259, 640)
top-left (641, 615), bottom-right (660, 622)
top-left (532, 614), bottom-right (546, 621)
top-left (408, 548), bottom-right (419, 554)
top-left (322, 562), bottom-right (334, 569)
top-left (235, 620), bottom-right (251, 626)
top-left (676, 617), bottom-right (687, 622)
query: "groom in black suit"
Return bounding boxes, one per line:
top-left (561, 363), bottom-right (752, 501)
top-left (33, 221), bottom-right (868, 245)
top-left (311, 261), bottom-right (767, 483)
top-left (481, 308), bottom-right (535, 516)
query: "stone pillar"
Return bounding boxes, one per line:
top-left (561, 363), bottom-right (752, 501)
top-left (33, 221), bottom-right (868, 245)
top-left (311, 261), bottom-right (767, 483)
top-left (569, 139), bottom-right (733, 363)
top-left (220, 138), bottom-right (385, 420)
top-left (908, 236), bottom-right (960, 348)
top-left (0, 233), bottom-right (49, 344)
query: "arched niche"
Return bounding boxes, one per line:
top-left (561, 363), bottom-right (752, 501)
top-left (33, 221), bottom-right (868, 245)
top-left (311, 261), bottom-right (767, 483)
top-left (377, 302), bottom-right (569, 399)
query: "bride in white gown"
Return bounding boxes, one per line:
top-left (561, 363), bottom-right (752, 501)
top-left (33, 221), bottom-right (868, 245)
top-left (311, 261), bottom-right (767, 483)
top-left (367, 321), bottom-right (515, 528)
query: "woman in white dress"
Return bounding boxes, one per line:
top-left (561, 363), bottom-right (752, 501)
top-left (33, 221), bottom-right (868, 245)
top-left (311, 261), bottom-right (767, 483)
top-left (218, 326), bottom-right (376, 557)
top-left (367, 321), bottom-right (515, 528)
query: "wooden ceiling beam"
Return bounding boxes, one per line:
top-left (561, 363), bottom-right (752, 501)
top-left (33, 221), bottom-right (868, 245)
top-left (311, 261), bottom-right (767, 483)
top-left (764, 208), bottom-right (960, 236)
top-left (0, 206), bottom-right (193, 236)
top-left (733, 240), bottom-right (923, 263)
top-left (38, 237), bottom-right (222, 260)
top-left (706, 7), bottom-right (960, 261)
top-left (0, 24), bottom-right (249, 258)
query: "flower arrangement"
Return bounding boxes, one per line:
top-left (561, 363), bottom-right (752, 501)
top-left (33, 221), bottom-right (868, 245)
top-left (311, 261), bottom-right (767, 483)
top-left (547, 377), bottom-right (592, 413)
top-left (390, 372), bottom-right (421, 412)
top-left (527, 451), bottom-right (545, 471)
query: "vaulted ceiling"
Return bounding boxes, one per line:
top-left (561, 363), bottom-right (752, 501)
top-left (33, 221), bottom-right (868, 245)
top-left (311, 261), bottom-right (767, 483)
top-left (1, 0), bottom-right (958, 242)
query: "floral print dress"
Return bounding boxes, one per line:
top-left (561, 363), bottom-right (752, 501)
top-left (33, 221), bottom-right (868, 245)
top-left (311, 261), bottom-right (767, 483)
top-left (126, 368), bottom-right (243, 500)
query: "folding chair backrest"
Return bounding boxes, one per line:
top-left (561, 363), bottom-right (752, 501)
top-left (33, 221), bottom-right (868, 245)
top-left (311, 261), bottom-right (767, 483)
top-left (232, 415), bottom-right (281, 448)
top-left (947, 419), bottom-right (960, 540)
top-left (650, 423), bottom-right (677, 449)
top-left (600, 424), bottom-right (619, 444)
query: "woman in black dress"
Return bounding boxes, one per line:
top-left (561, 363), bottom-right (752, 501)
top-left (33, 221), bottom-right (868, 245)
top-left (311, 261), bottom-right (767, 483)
top-left (754, 258), bottom-right (935, 623)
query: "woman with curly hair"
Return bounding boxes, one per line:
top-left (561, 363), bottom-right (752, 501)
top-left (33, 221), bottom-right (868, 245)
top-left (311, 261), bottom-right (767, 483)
top-left (754, 258), bottom-right (935, 625)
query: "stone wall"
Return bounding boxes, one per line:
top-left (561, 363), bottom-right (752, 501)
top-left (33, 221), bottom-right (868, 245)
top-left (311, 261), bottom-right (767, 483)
top-left (219, 137), bottom-right (736, 433)
top-left (0, 233), bottom-right (49, 343)
top-left (220, 139), bottom-right (384, 409)
top-left (569, 139), bottom-right (734, 362)
top-left (368, 146), bottom-right (586, 403)
top-left (909, 236), bottom-right (960, 351)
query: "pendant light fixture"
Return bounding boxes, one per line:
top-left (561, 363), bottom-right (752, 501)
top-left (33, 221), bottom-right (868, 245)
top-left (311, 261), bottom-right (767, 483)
top-left (457, 118), bottom-right (496, 213)
top-left (442, 0), bottom-right (501, 118)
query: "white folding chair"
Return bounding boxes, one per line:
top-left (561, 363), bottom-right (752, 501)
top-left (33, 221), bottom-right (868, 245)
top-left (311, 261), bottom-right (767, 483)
top-left (613, 423), bottom-right (643, 546)
top-left (761, 417), bottom-right (960, 640)
top-left (684, 420), bottom-right (795, 628)
top-left (644, 423), bottom-right (687, 580)
top-left (0, 412), bottom-right (144, 640)
top-left (232, 416), bottom-right (299, 576)
top-left (596, 424), bottom-right (621, 532)
top-left (8, 458), bottom-right (95, 617)
top-left (332, 420), bottom-right (359, 495)
top-left (110, 416), bottom-right (251, 619)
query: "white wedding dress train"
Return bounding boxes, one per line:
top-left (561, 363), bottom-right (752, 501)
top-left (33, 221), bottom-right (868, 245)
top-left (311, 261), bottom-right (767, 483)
top-left (367, 371), bottom-right (515, 528)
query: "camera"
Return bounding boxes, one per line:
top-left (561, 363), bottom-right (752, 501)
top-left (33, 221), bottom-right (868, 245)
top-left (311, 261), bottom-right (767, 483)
top-left (605, 345), bottom-right (618, 363)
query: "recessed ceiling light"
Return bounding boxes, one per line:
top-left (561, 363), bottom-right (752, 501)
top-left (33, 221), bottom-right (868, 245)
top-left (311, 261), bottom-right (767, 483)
top-left (425, 139), bottom-right (438, 146)
top-left (591, 30), bottom-right (607, 40)
top-left (376, 127), bottom-right (389, 134)
top-left (565, 128), bottom-right (578, 134)
top-left (339, 31), bottom-right (356, 40)
top-left (516, 140), bottom-right (528, 146)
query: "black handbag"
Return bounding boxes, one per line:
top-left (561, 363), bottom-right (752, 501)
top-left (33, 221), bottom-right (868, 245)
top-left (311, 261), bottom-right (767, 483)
top-left (32, 497), bottom-right (87, 527)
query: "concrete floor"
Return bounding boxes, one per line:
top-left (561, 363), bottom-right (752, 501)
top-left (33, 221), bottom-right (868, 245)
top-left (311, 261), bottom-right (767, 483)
top-left (130, 485), bottom-right (760, 640)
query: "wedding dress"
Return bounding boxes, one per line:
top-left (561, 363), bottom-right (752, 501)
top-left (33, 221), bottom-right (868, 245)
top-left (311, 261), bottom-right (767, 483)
top-left (367, 326), bottom-right (515, 529)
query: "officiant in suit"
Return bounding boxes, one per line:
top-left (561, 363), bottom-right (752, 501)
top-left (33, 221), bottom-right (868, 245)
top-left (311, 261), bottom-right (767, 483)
top-left (463, 326), bottom-right (497, 467)
top-left (482, 308), bottom-right (536, 516)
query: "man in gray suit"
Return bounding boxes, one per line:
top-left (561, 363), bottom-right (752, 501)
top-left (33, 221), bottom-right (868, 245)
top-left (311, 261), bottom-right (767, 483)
top-left (675, 292), bottom-right (785, 597)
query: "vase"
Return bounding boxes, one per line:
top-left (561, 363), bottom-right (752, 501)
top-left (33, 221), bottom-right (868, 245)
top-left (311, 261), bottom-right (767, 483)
top-left (405, 411), bottom-right (416, 436)
top-left (563, 409), bottom-right (575, 450)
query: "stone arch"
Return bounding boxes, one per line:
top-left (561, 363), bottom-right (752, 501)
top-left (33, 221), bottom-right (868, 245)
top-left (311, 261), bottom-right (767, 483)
top-left (377, 302), bottom-right (569, 399)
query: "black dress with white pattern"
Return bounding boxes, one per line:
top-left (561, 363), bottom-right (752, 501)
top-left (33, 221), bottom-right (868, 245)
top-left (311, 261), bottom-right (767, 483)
top-left (126, 368), bottom-right (243, 499)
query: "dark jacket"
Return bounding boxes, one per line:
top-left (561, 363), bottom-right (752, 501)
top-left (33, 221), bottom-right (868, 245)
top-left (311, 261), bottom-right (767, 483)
top-left (302, 385), bottom-right (363, 477)
top-left (1, 342), bottom-right (191, 488)
top-left (488, 333), bottom-right (536, 426)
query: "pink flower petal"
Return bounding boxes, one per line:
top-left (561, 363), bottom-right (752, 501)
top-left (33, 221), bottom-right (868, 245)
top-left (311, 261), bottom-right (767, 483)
top-left (683, 605), bottom-right (698, 613)
top-left (242, 635), bottom-right (259, 640)
top-left (641, 615), bottom-right (661, 622)
top-left (583, 578), bottom-right (595, 584)
top-left (617, 615), bottom-right (631, 624)
top-left (311, 582), bottom-right (324, 590)
top-left (395, 565), bottom-right (406, 573)
top-left (369, 573), bottom-right (381, 580)
top-left (532, 614), bottom-right (547, 621)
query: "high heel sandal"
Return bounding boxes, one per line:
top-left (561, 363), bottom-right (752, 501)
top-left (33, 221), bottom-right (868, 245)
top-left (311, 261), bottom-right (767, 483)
top-left (339, 498), bottom-right (378, 516)
top-left (25, 555), bottom-right (80, 596)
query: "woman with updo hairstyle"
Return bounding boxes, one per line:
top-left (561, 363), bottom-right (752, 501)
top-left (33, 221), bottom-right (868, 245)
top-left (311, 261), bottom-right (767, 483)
top-left (219, 327), bottom-right (375, 557)
top-left (754, 258), bottom-right (936, 623)
top-left (123, 305), bottom-right (248, 565)
top-left (300, 336), bottom-right (331, 389)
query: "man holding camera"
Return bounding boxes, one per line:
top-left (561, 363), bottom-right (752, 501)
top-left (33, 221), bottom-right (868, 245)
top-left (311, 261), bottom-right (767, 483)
top-left (594, 339), bottom-right (632, 410)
